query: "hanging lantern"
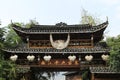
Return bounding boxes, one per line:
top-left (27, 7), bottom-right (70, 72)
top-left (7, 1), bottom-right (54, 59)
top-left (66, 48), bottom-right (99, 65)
top-left (101, 54), bottom-right (109, 61)
top-left (27, 55), bottom-right (31, 61)
top-left (43, 55), bottom-right (51, 62)
top-left (85, 55), bottom-right (93, 62)
top-left (68, 55), bottom-right (76, 62)
top-left (10, 55), bottom-right (18, 61)
top-left (27, 55), bottom-right (35, 61)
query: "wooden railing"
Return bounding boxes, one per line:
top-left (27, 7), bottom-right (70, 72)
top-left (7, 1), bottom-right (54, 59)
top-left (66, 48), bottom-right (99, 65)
top-left (28, 39), bottom-right (93, 48)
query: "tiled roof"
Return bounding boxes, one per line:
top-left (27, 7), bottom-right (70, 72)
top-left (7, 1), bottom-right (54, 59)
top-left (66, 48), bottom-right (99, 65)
top-left (12, 21), bottom-right (108, 34)
top-left (63, 71), bottom-right (78, 75)
top-left (90, 67), bottom-right (120, 74)
top-left (3, 46), bottom-right (109, 54)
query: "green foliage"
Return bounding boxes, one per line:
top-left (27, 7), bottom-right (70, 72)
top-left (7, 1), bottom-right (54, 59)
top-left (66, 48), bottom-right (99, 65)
top-left (0, 27), bottom-right (5, 59)
top-left (4, 19), bottom-right (39, 48)
top-left (0, 23), bottom-right (21, 80)
top-left (107, 35), bottom-right (120, 50)
top-left (25, 19), bottom-right (39, 28)
top-left (0, 27), bottom-right (5, 48)
top-left (0, 27), bottom-right (6, 80)
top-left (82, 70), bottom-right (90, 80)
top-left (0, 60), bottom-right (17, 80)
top-left (106, 35), bottom-right (120, 71)
top-left (109, 50), bottom-right (120, 71)
top-left (4, 23), bottom-right (23, 48)
top-left (81, 9), bottom-right (101, 26)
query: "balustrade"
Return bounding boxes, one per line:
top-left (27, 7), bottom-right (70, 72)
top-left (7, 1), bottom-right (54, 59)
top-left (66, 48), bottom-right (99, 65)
top-left (29, 39), bottom-right (92, 48)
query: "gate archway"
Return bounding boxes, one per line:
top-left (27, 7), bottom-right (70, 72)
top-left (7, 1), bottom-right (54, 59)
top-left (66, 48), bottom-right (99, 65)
top-left (3, 21), bottom-right (111, 80)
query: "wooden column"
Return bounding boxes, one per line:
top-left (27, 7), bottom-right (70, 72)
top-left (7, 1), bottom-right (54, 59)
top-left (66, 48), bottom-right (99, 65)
top-left (27, 37), bottom-right (29, 48)
top-left (91, 34), bottom-right (94, 47)
top-left (91, 73), bottom-right (95, 80)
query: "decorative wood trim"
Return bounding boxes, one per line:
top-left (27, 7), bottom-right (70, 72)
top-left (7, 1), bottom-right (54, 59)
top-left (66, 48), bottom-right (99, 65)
top-left (29, 39), bottom-right (93, 48)
top-left (38, 59), bottom-right (79, 66)
top-left (29, 46), bottom-right (93, 48)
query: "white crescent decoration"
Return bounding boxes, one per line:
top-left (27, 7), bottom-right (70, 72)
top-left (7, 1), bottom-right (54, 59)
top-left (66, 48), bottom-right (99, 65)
top-left (50, 34), bottom-right (70, 49)
top-left (85, 55), bottom-right (93, 62)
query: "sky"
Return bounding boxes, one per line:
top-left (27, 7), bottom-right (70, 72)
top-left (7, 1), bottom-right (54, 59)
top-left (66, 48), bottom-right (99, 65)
top-left (0, 0), bottom-right (120, 37)
top-left (0, 0), bottom-right (120, 79)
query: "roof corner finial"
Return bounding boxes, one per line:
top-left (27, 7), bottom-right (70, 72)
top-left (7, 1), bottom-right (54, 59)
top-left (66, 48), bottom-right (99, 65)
top-left (106, 16), bottom-right (108, 22)
top-left (11, 20), bottom-right (13, 24)
top-left (11, 20), bottom-right (16, 27)
top-left (11, 20), bottom-right (14, 26)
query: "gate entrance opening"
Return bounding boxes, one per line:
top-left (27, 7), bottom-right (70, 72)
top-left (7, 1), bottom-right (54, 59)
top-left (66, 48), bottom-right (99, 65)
top-left (4, 21), bottom-right (117, 80)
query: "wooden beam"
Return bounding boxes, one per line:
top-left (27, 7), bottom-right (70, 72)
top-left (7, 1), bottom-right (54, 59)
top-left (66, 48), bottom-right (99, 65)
top-left (91, 34), bottom-right (94, 47)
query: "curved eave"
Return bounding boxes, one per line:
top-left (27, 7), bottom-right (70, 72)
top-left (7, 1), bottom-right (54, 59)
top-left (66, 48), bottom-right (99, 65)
top-left (90, 67), bottom-right (120, 74)
top-left (93, 21), bottom-right (108, 33)
top-left (12, 21), bottom-right (108, 34)
top-left (3, 48), bottom-right (110, 54)
top-left (12, 26), bottom-right (28, 34)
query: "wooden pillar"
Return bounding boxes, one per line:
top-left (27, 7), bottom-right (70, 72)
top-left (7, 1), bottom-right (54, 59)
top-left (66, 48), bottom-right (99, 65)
top-left (27, 37), bottom-right (29, 48)
top-left (91, 73), bottom-right (95, 80)
top-left (91, 34), bottom-right (94, 47)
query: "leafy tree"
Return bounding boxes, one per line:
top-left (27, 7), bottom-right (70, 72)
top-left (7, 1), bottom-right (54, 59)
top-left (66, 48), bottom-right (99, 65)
top-left (25, 19), bottom-right (39, 28)
top-left (0, 28), bottom-right (5, 47)
top-left (4, 23), bottom-right (23, 48)
top-left (106, 35), bottom-right (120, 71)
top-left (4, 19), bottom-right (39, 48)
top-left (81, 9), bottom-right (101, 26)
top-left (0, 61), bottom-right (17, 80)
top-left (0, 26), bottom-right (17, 80)
top-left (82, 69), bottom-right (90, 80)
top-left (0, 27), bottom-right (5, 58)
top-left (0, 27), bottom-right (5, 80)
